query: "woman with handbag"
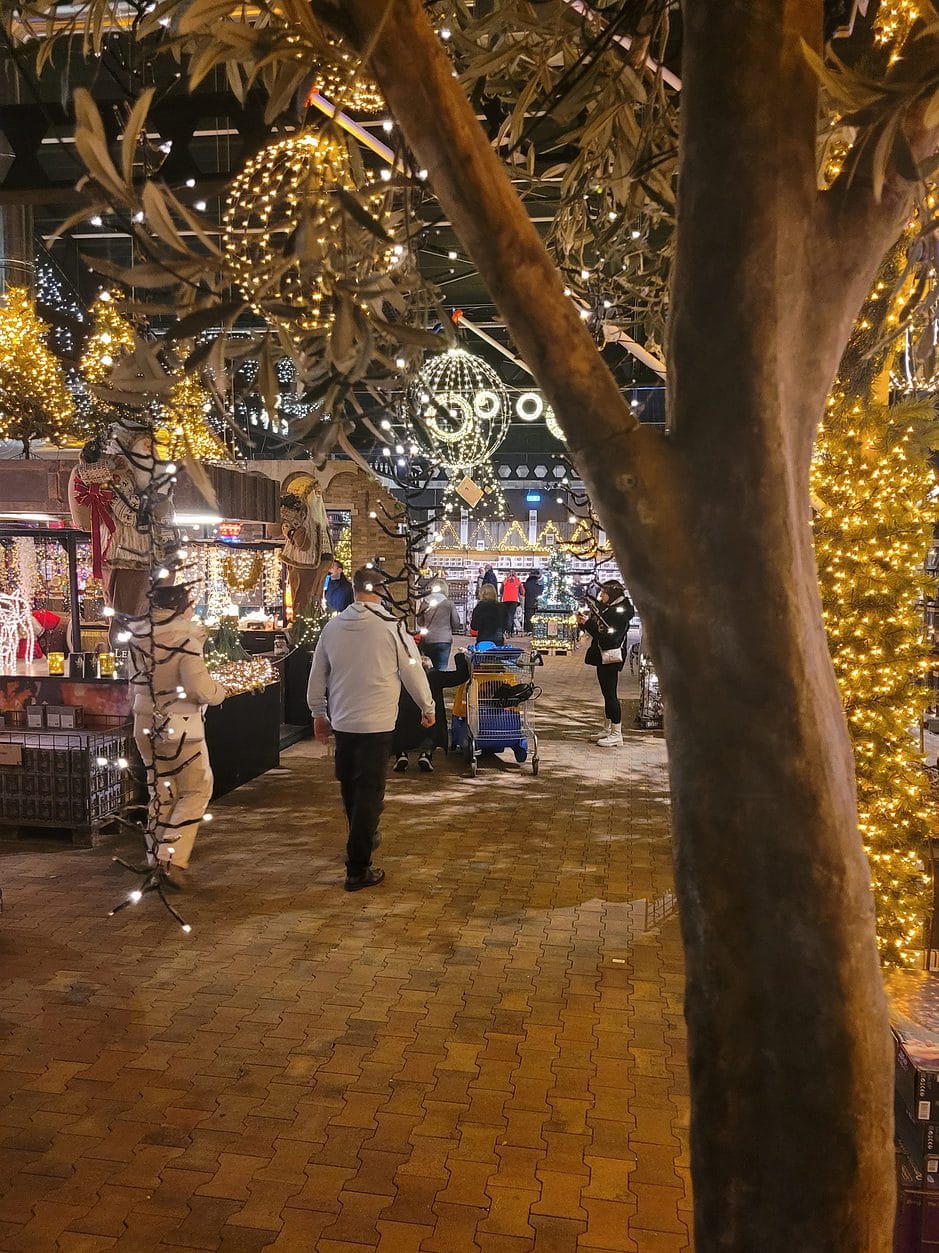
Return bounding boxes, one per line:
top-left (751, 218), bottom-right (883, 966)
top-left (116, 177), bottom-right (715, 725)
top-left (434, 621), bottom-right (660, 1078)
top-left (578, 580), bottom-right (634, 747)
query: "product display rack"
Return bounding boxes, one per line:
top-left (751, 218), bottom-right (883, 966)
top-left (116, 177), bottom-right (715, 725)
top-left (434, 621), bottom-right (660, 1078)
top-left (0, 713), bottom-right (136, 845)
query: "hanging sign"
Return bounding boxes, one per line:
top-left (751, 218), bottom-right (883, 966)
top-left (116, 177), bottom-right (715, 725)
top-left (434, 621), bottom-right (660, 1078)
top-left (455, 476), bottom-right (483, 507)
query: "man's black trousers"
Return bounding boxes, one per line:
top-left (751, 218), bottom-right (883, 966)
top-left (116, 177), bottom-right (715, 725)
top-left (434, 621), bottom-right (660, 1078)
top-left (333, 730), bottom-right (392, 876)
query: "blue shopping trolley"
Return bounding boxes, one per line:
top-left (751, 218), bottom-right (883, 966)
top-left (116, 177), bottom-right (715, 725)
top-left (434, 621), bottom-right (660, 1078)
top-left (451, 645), bottom-right (541, 777)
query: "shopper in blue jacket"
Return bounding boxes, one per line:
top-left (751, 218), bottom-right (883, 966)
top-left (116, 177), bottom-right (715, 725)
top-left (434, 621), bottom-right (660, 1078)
top-left (324, 560), bottom-right (354, 614)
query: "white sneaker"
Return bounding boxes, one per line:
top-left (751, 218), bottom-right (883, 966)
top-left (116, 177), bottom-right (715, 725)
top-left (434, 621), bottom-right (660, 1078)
top-left (597, 730), bottom-right (623, 747)
top-left (595, 720), bottom-right (611, 743)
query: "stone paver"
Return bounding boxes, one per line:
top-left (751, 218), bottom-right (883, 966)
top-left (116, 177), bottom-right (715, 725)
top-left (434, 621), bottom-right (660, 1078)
top-left (0, 650), bottom-right (689, 1250)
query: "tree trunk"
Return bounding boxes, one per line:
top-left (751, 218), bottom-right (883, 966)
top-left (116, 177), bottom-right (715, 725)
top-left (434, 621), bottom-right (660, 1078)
top-left (315, 0), bottom-right (933, 1244)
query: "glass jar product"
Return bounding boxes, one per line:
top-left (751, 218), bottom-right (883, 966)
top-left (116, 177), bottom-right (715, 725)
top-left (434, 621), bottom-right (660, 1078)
top-left (97, 652), bottom-right (116, 677)
top-left (47, 652), bottom-right (65, 676)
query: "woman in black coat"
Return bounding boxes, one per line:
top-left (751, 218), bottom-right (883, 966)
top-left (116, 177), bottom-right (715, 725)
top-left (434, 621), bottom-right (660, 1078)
top-left (469, 584), bottom-right (505, 645)
top-left (393, 651), bottom-right (471, 772)
top-left (578, 579), bottom-right (633, 747)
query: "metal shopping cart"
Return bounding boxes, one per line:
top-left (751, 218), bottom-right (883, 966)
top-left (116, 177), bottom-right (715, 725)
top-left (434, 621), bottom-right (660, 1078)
top-left (450, 645), bottom-right (541, 777)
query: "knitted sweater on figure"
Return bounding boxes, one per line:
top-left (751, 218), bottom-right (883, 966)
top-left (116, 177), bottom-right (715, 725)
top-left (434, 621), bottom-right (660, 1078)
top-left (307, 601), bottom-right (434, 733)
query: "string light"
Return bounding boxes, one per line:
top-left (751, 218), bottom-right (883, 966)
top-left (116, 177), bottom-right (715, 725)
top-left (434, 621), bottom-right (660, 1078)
top-left (221, 551), bottom-right (263, 594)
top-left (308, 36), bottom-right (384, 113)
top-left (874, 0), bottom-right (923, 59)
top-left (80, 295), bottom-right (136, 384)
top-left (221, 130), bottom-right (391, 334)
top-left (812, 240), bottom-right (936, 966)
top-left (155, 374), bottom-right (228, 462)
top-left (408, 348), bottom-right (511, 471)
top-left (545, 408), bottom-right (565, 442)
top-left (206, 656), bottom-right (275, 694)
top-left (0, 287), bottom-right (76, 453)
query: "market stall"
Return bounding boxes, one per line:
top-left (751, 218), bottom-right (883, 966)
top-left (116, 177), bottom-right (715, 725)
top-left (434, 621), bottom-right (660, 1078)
top-left (0, 460), bottom-right (287, 840)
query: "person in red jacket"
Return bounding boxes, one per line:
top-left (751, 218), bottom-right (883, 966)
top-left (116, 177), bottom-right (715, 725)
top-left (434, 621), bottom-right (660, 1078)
top-left (500, 571), bottom-right (523, 636)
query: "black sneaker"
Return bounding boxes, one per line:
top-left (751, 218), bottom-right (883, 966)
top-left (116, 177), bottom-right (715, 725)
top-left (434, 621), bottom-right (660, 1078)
top-left (393, 754), bottom-right (408, 772)
top-left (418, 752), bottom-right (433, 772)
top-left (344, 866), bottom-right (385, 893)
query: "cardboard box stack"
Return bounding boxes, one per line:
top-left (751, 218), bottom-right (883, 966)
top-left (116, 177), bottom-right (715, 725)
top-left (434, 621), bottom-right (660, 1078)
top-left (889, 973), bottom-right (939, 1251)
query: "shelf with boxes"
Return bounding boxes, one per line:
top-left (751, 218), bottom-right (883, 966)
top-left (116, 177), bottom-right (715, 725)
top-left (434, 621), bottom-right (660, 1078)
top-left (886, 972), bottom-right (939, 1250)
top-left (0, 713), bottom-right (136, 844)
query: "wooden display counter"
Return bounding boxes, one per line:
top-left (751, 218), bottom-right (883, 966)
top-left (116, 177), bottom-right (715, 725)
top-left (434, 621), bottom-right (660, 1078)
top-left (0, 665), bottom-right (281, 833)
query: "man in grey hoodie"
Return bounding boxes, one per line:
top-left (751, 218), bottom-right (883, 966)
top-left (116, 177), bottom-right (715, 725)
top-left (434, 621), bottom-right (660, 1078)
top-left (307, 568), bottom-right (435, 891)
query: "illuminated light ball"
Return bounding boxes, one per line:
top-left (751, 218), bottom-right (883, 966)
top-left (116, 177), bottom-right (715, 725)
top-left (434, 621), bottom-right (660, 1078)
top-left (516, 391), bottom-right (543, 421)
top-left (309, 37), bottom-right (385, 114)
top-left (407, 347), bottom-right (510, 471)
top-left (221, 130), bottom-right (392, 333)
top-left (544, 407), bottom-right (565, 442)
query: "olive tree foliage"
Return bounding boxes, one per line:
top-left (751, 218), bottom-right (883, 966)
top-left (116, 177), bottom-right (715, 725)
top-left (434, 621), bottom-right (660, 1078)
top-left (7, 0), bottom-right (938, 418)
top-left (3, 0), bottom-right (687, 426)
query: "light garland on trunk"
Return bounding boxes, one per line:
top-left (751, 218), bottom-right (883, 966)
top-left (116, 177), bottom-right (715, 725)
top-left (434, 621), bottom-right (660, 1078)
top-left (812, 239), bottom-right (936, 966)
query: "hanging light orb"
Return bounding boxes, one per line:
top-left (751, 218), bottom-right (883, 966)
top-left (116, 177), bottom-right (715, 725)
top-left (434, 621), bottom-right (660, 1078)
top-left (221, 130), bottom-right (391, 333)
top-left (408, 347), bottom-right (510, 470)
top-left (545, 406), bottom-right (566, 442)
top-left (309, 38), bottom-right (385, 114)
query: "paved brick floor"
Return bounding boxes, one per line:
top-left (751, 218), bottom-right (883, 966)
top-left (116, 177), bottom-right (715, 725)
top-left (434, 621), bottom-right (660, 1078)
top-left (0, 650), bottom-right (690, 1251)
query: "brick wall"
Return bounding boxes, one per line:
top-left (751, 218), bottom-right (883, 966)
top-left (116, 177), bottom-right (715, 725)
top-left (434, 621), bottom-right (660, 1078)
top-left (322, 467), bottom-right (408, 598)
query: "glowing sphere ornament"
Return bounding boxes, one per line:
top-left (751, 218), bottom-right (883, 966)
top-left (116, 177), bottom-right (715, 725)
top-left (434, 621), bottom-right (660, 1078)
top-left (309, 39), bottom-right (385, 114)
top-left (221, 130), bottom-right (391, 332)
top-left (408, 348), bottom-right (510, 471)
top-left (545, 407), bottom-right (565, 442)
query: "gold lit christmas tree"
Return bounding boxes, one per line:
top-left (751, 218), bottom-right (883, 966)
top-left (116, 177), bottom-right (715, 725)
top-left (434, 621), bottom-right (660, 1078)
top-left (874, 0), bottom-right (923, 60)
top-left (80, 293), bottom-right (136, 385)
top-left (812, 239), bottom-right (937, 965)
top-left (156, 374), bottom-right (228, 462)
top-left (0, 286), bottom-right (75, 456)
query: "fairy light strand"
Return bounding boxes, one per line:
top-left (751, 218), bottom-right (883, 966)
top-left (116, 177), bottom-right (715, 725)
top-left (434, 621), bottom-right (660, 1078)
top-left (812, 239), bottom-right (937, 965)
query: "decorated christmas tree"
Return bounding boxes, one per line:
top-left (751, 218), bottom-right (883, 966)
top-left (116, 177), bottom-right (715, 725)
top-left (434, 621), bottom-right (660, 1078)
top-left (0, 287), bottom-right (75, 456)
top-left (543, 544), bottom-right (575, 610)
top-left (156, 374), bottom-right (228, 462)
top-left (812, 238), bottom-right (937, 965)
top-left (80, 293), bottom-right (136, 385)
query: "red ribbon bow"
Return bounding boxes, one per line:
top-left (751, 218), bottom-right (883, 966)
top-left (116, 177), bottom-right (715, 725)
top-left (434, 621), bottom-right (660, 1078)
top-left (74, 477), bottom-right (116, 578)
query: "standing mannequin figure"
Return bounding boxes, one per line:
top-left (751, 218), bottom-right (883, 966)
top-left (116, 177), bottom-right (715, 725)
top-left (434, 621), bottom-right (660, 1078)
top-left (68, 437), bottom-right (152, 630)
top-left (281, 486), bottom-right (331, 615)
top-left (129, 584), bottom-right (229, 888)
